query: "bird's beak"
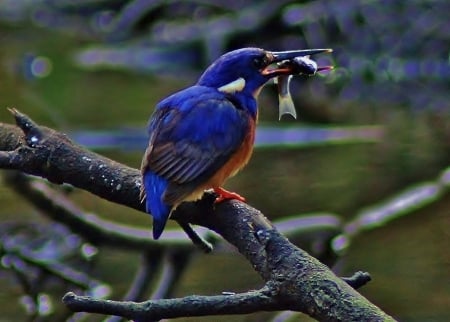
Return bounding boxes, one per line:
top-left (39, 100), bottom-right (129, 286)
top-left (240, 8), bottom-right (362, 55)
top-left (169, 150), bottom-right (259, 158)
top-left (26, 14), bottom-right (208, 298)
top-left (271, 48), bottom-right (333, 61)
top-left (262, 48), bottom-right (333, 77)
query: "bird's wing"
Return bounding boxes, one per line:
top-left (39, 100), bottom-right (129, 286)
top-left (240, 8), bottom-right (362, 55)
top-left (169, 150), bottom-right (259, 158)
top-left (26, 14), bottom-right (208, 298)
top-left (141, 89), bottom-right (250, 204)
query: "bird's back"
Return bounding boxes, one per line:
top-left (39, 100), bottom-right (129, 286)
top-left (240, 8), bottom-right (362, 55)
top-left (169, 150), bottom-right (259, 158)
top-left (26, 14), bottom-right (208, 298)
top-left (141, 85), bottom-right (255, 238)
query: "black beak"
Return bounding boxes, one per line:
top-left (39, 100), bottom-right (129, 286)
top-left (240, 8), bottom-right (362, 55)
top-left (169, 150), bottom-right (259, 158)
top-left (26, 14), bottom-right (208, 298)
top-left (271, 48), bottom-right (333, 63)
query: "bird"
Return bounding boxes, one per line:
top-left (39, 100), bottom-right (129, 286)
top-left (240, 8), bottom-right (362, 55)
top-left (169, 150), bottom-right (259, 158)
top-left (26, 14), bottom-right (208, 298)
top-left (141, 47), bottom-right (331, 239)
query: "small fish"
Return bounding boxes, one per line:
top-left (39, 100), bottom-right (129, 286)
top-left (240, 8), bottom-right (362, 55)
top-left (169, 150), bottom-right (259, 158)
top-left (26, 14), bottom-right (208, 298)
top-left (292, 56), bottom-right (318, 75)
top-left (275, 56), bottom-right (319, 120)
top-left (275, 55), bottom-right (333, 120)
top-left (294, 55), bottom-right (334, 75)
top-left (275, 74), bottom-right (296, 120)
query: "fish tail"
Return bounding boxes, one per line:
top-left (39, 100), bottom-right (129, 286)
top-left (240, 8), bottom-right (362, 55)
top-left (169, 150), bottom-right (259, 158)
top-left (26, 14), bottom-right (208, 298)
top-left (278, 94), bottom-right (297, 120)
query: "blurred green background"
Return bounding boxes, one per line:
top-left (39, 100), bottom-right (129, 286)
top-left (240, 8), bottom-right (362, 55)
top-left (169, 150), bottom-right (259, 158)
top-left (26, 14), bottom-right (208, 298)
top-left (0, 1), bottom-right (449, 321)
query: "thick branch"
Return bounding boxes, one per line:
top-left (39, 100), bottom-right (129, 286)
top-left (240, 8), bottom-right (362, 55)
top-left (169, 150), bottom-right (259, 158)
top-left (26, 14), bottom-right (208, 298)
top-left (0, 109), bottom-right (142, 211)
top-left (0, 111), bottom-right (395, 321)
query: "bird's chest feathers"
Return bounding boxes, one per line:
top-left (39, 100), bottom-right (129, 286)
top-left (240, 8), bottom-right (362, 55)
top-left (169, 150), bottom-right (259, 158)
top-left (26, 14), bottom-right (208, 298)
top-left (230, 119), bottom-right (256, 172)
top-left (208, 118), bottom-right (256, 187)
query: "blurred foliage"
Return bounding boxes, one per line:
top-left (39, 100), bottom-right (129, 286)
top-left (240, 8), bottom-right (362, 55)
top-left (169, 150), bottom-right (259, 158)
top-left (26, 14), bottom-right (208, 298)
top-left (1, 0), bottom-right (449, 116)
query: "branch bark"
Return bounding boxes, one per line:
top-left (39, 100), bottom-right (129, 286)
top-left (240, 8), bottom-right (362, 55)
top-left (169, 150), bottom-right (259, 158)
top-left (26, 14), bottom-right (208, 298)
top-left (0, 109), bottom-right (396, 321)
top-left (63, 287), bottom-right (280, 320)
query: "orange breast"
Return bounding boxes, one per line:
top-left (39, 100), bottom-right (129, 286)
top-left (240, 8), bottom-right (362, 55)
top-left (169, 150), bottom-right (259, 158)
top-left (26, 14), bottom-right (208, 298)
top-left (211, 123), bottom-right (255, 186)
top-left (203, 117), bottom-right (256, 190)
top-left (180, 117), bottom-right (256, 203)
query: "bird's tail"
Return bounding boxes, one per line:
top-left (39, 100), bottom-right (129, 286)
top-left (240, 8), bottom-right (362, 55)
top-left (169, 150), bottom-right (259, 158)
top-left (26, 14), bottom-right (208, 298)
top-left (143, 171), bottom-right (171, 239)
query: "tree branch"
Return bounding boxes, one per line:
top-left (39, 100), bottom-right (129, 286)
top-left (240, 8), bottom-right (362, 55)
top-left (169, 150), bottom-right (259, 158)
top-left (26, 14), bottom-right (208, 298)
top-left (3, 171), bottom-right (208, 252)
top-left (0, 110), bottom-right (396, 321)
top-left (63, 287), bottom-right (280, 320)
top-left (0, 108), bottom-right (144, 210)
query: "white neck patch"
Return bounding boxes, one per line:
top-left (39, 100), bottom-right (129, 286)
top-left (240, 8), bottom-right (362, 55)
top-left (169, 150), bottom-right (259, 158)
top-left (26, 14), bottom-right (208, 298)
top-left (218, 77), bottom-right (246, 94)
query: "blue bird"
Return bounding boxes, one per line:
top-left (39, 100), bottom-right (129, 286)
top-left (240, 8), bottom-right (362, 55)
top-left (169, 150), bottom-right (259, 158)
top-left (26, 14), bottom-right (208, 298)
top-left (141, 47), bottom-right (331, 239)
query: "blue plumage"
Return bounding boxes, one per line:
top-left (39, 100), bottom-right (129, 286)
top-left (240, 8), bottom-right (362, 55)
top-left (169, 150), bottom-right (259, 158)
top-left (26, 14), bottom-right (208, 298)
top-left (141, 47), bottom-right (332, 239)
top-left (143, 171), bottom-right (171, 239)
top-left (142, 86), bottom-right (250, 239)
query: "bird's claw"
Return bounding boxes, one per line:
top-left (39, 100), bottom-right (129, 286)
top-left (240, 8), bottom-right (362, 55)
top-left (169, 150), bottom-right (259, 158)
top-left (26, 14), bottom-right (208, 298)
top-left (213, 187), bottom-right (246, 203)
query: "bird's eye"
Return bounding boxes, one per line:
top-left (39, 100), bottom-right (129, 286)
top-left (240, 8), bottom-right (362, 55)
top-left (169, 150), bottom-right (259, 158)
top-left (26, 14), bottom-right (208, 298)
top-left (253, 55), bottom-right (267, 69)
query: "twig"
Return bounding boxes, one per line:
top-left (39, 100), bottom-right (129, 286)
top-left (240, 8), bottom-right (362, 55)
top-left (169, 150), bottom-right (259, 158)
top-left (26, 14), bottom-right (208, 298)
top-left (63, 287), bottom-right (280, 320)
top-left (342, 271), bottom-right (372, 290)
top-left (176, 220), bottom-right (214, 253)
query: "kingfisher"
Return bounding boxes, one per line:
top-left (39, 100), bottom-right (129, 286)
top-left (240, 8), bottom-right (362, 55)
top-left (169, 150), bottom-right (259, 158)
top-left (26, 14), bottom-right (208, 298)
top-left (141, 47), bottom-right (331, 239)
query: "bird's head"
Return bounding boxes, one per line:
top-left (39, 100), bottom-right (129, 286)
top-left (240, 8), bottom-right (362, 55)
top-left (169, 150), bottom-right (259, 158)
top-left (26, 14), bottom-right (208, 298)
top-left (197, 47), bottom-right (331, 98)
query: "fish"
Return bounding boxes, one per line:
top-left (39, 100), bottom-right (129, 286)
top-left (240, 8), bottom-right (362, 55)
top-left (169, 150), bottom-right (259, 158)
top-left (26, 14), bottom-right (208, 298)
top-left (275, 75), bottom-right (296, 120)
top-left (292, 55), bottom-right (318, 75)
top-left (293, 55), bottom-right (334, 74)
top-left (275, 55), bottom-right (333, 120)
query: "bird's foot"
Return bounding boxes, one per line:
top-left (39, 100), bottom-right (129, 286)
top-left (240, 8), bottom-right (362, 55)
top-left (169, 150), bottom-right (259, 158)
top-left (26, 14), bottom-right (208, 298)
top-left (213, 187), bottom-right (246, 203)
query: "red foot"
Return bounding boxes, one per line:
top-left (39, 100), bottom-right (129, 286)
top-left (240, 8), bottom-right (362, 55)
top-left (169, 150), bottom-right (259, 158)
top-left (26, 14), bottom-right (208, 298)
top-left (213, 187), bottom-right (246, 203)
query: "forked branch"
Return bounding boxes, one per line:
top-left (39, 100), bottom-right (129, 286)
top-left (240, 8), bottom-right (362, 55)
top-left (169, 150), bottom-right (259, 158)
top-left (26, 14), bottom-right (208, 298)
top-left (0, 109), bottom-right (395, 321)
